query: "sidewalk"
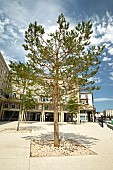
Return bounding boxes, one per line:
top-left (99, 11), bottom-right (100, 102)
top-left (30, 122), bottom-right (113, 170)
top-left (0, 121), bottom-right (31, 170)
top-left (0, 121), bottom-right (113, 170)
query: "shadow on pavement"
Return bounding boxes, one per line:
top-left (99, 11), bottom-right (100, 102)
top-left (22, 131), bottom-right (99, 148)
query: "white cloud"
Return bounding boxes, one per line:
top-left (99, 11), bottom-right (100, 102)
top-left (108, 62), bottom-right (113, 66)
top-left (108, 47), bottom-right (113, 55)
top-left (1, 1), bottom-right (30, 28)
top-left (102, 52), bottom-right (106, 56)
top-left (109, 72), bottom-right (113, 80)
top-left (0, 0), bottom-right (65, 28)
top-left (94, 98), bottom-right (113, 102)
top-left (0, 34), bottom-right (10, 43)
top-left (7, 26), bottom-right (19, 39)
top-left (89, 77), bottom-right (102, 83)
top-left (0, 21), bottom-right (4, 33)
top-left (102, 57), bottom-right (111, 61)
top-left (110, 72), bottom-right (113, 76)
top-left (96, 24), bottom-right (106, 34)
top-left (1, 1), bottom-right (113, 68)
top-left (0, 0), bottom-right (66, 64)
top-left (90, 37), bottom-right (102, 46)
top-left (108, 63), bottom-right (113, 70)
top-left (19, 28), bottom-right (26, 35)
top-left (0, 15), bottom-right (20, 44)
top-left (109, 77), bottom-right (113, 81)
top-left (91, 11), bottom-right (113, 55)
top-left (103, 43), bottom-right (111, 49)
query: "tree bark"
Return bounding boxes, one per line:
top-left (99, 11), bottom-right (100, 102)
top-left (54, 52), bottom-right (59, 147)
top-left (17, 111), bottom-right (21, 131)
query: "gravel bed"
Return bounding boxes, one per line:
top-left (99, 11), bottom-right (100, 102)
top-left (30, 139), bottom-right (96, 157)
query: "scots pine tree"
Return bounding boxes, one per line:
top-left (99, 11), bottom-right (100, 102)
top-left (23, 14), bottom-right (105, 146)
top-left (9, 61), bottom-right (39, 130)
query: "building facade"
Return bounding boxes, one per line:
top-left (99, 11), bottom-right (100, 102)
top-left (0, 52), bottom-right (9, 118)
top-left (0, 52), bottom-right (96, 123)
top-left (2, 93), bottom-right (95, 122)
top-left (103, 109), bottom-right (113, 119)
top-left (79, 92), bottom-right (96, 122)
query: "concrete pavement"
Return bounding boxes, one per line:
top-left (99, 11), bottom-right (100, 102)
top-left (0, 121), bottom-right (31, 170)
top-left (0, 121), bottom-right (113, 170)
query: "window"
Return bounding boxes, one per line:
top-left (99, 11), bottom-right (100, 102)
top-left (65, 97), bottom-right (68, 102)
top-left (80, 100), bottom-right (86, 105)
top-left (32, 105), bottom-right (35, 109)
top-left (18, 104), bottom-right (20, 109)
top-left (64, 106), bottom-right (67, 111)
top-left (38, 105), bottom-right (42, 110)
top-left (4, 103), bottom-right (8, 108)
top-left (45, 105), bottom-right (48, 110)
top-left (86, 98), bottom-right (88, 104)
top-left (12, 104), bottom-right (15, 108)
top-left (12, 93), bottom-right (16, 98)
top-left (80, 115), bottom-right (85, 121)
top-left (85, 94), bottom-right (88, 98)
top-left (39, 97), bottom-right (42, 101)
top-left (51, 105), bottom-right (54, 110)
top-left (80, 110), bottom-right (86, 113)
top-left (43, 97), bottom-right (48, 102)
top-left (22, 79), bottom-right (25, 83)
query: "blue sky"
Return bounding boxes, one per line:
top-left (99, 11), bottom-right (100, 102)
top-left (0, 0), bottom-right (113, 112)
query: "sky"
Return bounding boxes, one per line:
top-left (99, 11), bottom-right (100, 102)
top-left (0, 0), bottom-right (113, 112)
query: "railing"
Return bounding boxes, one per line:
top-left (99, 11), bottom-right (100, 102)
top-left (107, 122), bottom-right (113, 130)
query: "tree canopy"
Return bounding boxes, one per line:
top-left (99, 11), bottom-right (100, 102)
top-left (21, 13), bottom-right (105, 146)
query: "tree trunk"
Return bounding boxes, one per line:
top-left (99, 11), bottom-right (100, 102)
top-left (54, 52), bottom-right (59, 147)
top-left (17, 109), bottom-right (23, 131)
top-left (0, 102), bottom-right (3, 119)
top-left (17, 111), bottom-right (21, 131)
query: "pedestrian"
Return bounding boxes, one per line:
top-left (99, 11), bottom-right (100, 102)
top-left (101, 116), bottom-right (104, 128)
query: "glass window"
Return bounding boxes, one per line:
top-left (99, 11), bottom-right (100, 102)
top-left (12, 104), bottom-right (15, 108)
top-left (12, 93), bottom-right (16, 98)
top-left (4, 103), bottom-right (8, 108)
top-left (80, 115), bottom-right (85, 120)
top-left (45, 105), bottom-right (48, 110)
top-left (38, 104), bottom-right (42, 110)
top-left (32, 105), bottom-right (35, 109)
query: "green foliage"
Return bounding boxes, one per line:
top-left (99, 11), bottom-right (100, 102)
top-left (23, 13), bottom-right (105, 95)
top-left (2, 73), bottom-right (12, 98)
top-left (67, 96), bottom-right (82, 114)
top-left (22, 13), bottom-right (105, 146)
top-left (9, 61), bottom-right (39, 113)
